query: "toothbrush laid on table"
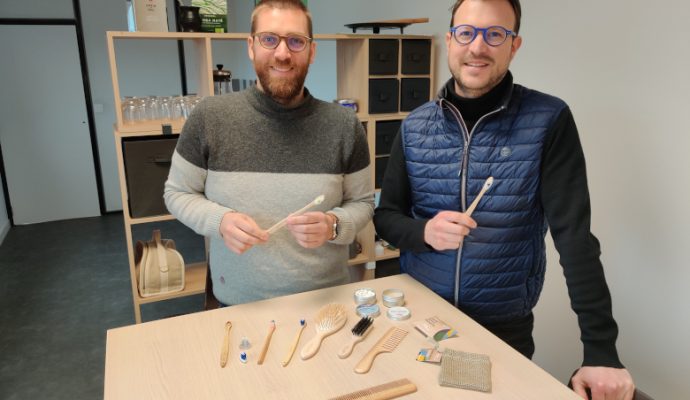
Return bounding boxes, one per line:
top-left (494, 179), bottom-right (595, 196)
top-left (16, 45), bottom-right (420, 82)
top-left (282, 319), bottom-right (306, 367)
top-left (257, 320), bottom-right (276, 365)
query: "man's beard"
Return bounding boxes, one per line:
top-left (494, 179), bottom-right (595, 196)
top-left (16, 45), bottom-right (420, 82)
top-left (255, 61), bottom-right (309, 104)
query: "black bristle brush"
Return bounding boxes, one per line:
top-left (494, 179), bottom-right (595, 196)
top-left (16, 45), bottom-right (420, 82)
top-left (337, 316), bottom-right (374, 359)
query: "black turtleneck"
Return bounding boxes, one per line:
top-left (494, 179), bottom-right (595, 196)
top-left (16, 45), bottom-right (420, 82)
top-left (374, 73), bottom-right (623, 368)
top-left (444, 72), bottom-right (513, 132)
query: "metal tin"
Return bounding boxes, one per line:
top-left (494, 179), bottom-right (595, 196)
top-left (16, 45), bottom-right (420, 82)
top-left (386, 306), bottom-right (411, 321)
top-left (336, 99), bottom-right (358, 113)
top-left (353, 287), bottom-right (377, 305)
top-left (382, 288), bottom-right (405, 307)
top-left (356, 304), bottom-right (381, 318)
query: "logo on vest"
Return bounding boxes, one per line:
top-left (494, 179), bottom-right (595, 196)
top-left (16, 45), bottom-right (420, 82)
top-left (500, 146), bottom-right (512, 157)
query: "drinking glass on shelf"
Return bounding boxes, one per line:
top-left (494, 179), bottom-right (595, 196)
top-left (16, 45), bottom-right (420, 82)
top-left (159, 96), bottom-right (173, 121)
top-left (136, 97), bottom-right (149, 121)
top-left (172, 96), bottom-right (186, 120)
top-left (186, 94), bottom-right (202, 115)
top-left (122, 97), bottom-right (139, 124)
top-left (146, 96), bottom-right (161, 120)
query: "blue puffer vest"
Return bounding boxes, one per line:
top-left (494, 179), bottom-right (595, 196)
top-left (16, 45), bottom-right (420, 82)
top-left (400, 82), bottom-right (567, 324)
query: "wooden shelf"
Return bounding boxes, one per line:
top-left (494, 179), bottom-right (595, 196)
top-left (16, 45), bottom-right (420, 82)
top-left (375, 246), bottom-right (400, 261)
top-left (347, 253), bottom-right (369, 266)
top-left (115, 119), bottom-right (185, 135)
top-left (136, 262), bottom-right (207, 304)
top-left (127, 214), bottom-right (176, 225)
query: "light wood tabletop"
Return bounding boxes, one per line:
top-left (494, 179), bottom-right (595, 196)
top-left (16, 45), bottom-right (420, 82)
top-left (104, 274), bottom-right (580, 399)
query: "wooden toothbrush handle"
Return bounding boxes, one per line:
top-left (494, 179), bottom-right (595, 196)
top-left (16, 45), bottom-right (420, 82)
top-left (257, 324), bottom-right (276, 365)
top-left (219, 321), bottom-right (232, 367)
top-left (282, 324), bottom-right (305, 367)
top-left (300, 332), bottom-right (325, 360)
top-left (354, 348), bottom-right (383, 374)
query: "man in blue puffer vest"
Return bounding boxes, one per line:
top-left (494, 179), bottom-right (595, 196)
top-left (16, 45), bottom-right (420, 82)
top-left (374, 0), bottom-right (634, 398)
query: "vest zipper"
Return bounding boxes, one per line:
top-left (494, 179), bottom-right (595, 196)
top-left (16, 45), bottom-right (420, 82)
top-left (441, 98), bottom-right (505, 307)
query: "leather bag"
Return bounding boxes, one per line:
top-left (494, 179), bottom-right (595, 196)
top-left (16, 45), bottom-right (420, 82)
top-left (135, 230), bottom-right (185, 297)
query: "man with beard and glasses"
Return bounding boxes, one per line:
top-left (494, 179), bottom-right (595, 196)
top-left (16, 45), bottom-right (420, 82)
top-left (165, 0), bottom-right (373, 307)
top-left (373, 1), bottom-right (635, 399)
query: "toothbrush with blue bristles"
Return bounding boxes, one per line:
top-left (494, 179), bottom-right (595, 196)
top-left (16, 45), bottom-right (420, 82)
top-left (282, 319), bottom-right (306, 367)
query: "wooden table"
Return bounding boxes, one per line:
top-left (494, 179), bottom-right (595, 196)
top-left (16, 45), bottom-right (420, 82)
top-left (104, 274), bottom-right (580, 399)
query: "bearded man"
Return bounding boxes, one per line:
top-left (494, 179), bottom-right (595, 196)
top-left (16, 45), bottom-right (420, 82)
top-left (164, 0), bottom-right (373, 306)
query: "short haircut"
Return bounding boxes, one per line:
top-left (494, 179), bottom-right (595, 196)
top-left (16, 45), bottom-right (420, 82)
top-left (449, 0), bottom-right (522, 34)
top-left (251, 0), bottom-right (313, 38)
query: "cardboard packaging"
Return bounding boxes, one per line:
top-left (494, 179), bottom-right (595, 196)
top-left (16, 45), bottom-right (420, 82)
top-left (192, 0), bottom-right (227, 33)
top-left (131, 0), bottom-right (169, 32)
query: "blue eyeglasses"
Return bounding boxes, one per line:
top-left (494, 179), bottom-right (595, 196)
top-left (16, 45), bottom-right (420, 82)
top-left (450, 24), bottom-right (517, 47)
top-left (254, 32), bottom-right (312, 52)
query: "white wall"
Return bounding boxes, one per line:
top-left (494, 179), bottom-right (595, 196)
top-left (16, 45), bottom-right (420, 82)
top-left (0, 0), bottom-right (74, 19)
top-left (516, 2), bottom-right (690, 398)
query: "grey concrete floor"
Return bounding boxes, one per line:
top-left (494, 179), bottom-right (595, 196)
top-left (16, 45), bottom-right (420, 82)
top-left (0, 213), bottom-right (205, 399)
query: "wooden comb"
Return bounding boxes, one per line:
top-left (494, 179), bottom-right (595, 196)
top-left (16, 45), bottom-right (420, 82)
top-left (354, 327), bottom-right (408, 374)
top-left (300, 303), bottom-right (347, 360)
top-left (328, 378), bottom-right (417, 400)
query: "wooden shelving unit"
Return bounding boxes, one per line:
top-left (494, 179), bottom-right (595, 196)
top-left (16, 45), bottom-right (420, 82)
top-left (107, 31), bottom-right (433, 323)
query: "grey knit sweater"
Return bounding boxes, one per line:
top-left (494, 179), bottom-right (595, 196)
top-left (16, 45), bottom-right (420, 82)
top-left (164, 86), bottom-right (374, 305)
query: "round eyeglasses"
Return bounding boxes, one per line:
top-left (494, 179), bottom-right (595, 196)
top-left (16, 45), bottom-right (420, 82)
top-left (254, 32), bottom-right (312, 52)
top-left (450, 25), bottom-right (516, 47)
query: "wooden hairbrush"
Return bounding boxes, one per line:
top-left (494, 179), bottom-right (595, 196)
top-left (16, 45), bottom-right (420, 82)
top-left (354, 327), bottom-right (408, 374)
top-left (300, 303), bottom-right (347, 360)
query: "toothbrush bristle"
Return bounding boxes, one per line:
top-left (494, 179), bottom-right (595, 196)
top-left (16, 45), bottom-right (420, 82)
top-left (351, 316), bottom-right (373, 336)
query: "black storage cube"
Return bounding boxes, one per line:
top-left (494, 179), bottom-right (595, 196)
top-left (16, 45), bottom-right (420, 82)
top-left (375, 120), bottom-right (401, 155)
top-left (369, 39), bottom-right (399, 75)
top-left (123, 136), bottom-right (178, 218)
top-left (375, 156), bottom-right (389, 189)
top-left (401, 39), bottom-right (431, 75)
top-left (369, 79), bottom-right (399, 114)
top-left (400, 78), bottom-right (430, 112)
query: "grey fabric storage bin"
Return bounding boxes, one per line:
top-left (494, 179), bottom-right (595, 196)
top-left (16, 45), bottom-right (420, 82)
top-left (401, 39), bottom-right (431, 75)
top-left (123, 136), bottom-right (178, 218)
top-left (375, 120), bottom-right (402, 155)
top-left (369, 78), bottom-right (399, 114)
top-left (400, 78), bottom-right (430, 112)
top-left (369, 39), bottom-right (399, 75)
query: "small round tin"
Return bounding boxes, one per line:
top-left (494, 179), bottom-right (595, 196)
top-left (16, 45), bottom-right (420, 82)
top-left (382, 288), bottom-right (405, 307)
top-left (336, 99), bottom-right (358, 113)
top-left (353, 287), bottom-right (377, 305)
top-left (356, 303), bottom-right (381, 318)
top-left (386, 306), bottom-right (411, 321)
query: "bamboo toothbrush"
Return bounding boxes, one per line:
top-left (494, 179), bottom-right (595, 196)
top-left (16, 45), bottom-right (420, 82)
top-left (219, 321), bottom-right (232, 367)
top-left (267, 194), bottom-right (325, 234)
top-left (465, 176), bottom-right (494, 217)
top-left (338, 316), bottom-right (373, 359)
top-left (257, 320), bottom-right (276, 365)
top-left (300, 303), bottom-right (347, 360)
top-left (281, 319), bottom-right (306, 367)
top-left (354, 327), bottom-right (408, 374)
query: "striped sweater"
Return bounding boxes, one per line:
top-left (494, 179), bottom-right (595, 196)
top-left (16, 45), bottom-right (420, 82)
top-left (164, 86), bottom-right (374, 305)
